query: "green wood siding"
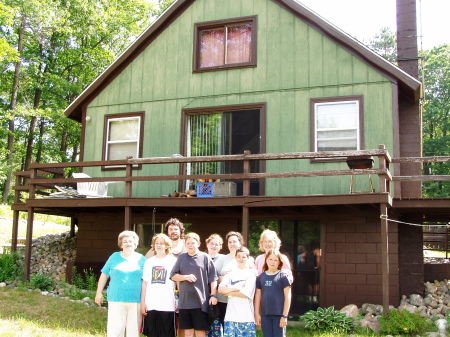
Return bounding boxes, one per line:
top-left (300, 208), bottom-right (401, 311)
top-left (84, 0), bottom-right (395, 197)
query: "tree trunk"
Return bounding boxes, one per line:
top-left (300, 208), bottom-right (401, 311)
top-left (23, 116), bottom-right (38, 171)
top-left (35, 118), bottom-right (46, 163)
top-left (23, 88), bottom-right (42, 171)
top-left (2, 25), bottom-right (24, 204)
top-left (71, 145), bottom-right (79, 162)
top-left (60, 130), bottom-right (68, 162)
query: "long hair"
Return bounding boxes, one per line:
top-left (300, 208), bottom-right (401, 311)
top-left (151, 233), bottom-right (172, 255)
top-left (262, 249), bottom-right (284, 272)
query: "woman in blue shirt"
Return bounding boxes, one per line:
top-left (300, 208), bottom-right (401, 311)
top-left (95, 230), bottom-right (146, 337)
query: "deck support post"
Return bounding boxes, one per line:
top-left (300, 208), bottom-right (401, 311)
top-left (24, 207), bottom-right (34, 281)
top-left (242, 206), bottom-right (249, 244)
top-left (70, 217), bottom-right (77, 238)
top-left (124, 207), bottom-right (132, 231)
top-left (11, 210), bottom-right (20, 252)
top-left (24, 168), bottom-right (37, 281)
top-left (380, 203), bottom-right (390, 314)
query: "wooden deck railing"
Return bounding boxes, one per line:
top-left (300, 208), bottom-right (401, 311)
top-left (13, 147), bottom-right (394, 200)
top-left (11, 144), bottom-right (450, 202)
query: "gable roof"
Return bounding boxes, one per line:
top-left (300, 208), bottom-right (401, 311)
top-left (64, 0), bottom-right (421, 122)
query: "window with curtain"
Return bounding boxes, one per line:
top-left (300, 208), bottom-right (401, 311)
top-left (194, 16), bottom-right (257, 71)
top-left (313, 99), bottom-right (362, 152)
top-left (103, 112), bottom-right (144, 169)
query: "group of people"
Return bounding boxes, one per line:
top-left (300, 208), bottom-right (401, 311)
top-left (95, 218), bottom-right (293, 337)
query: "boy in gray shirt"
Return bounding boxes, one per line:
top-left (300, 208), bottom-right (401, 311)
top-left (171, 232), bottom-right (218, 337)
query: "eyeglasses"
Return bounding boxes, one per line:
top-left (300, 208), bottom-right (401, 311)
top-left (208, 242), bottom-right (221, 247)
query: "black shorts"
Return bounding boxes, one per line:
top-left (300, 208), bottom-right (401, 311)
top-left (179, 308), bottom-right (209, 331)
top-left (142, 310), bottom-right (176, 337)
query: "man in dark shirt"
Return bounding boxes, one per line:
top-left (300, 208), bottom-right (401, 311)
top-left (171, 232), bottom-right (218, 337)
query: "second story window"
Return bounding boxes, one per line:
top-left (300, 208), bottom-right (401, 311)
top-left (194, 16), bottom-right (257, 72)
top-left (311, 97), bottom-right (363, 153)
top-left (103, 112), bottom-right (144, 169)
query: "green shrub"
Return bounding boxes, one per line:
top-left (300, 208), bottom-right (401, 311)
top-left (71, 266), bottom-right (83, 289)
top-left (84, 268), bottom-right (98, 292)
top-left (0, 251), bottom-right (20, 282)
top-left (72, 267), bottom-right (97, 292)
top-left (30, 273), bottom-right (54, 291)
top-left (64, 284), bottom-right (90, 300)
top-left (379, 309), bottom-right (433, 335)
top-left (301, 306), bottom-right (354, 333)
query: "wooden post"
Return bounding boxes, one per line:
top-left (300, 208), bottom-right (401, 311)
top-left (125, 156), bottom-right (134, 229)
top-left (11, 210), bottom-right (19, 252)
top-left (11, 173), bottom-right (22, 252)
top-left (242, 206), bottom-right (249, 245)
top-left (124, 207), bottom-right (132, 231)
top-left (125, 163), bottom-right (133, 197)
top-left (378, 144), bottom-right (389, 193)
top-left (243, 150), bottom-right (251, 196)
top-left (70, 217), bottom-right (77, 238)
top-left (380, 203), bottom-right (390, 314)
top-left (24, 168), bottom-right (37, 281)
top-left (24, 207), bottom-right (34, 281)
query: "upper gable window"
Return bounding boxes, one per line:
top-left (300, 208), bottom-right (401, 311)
top-left (103, 112), bottom-right (144, 170)
top-left (194, 16), bottom-right (257, 72)
top-left (311, 97), bottom-right (364, 154)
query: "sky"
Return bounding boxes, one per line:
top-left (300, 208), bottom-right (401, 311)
top-left (298, 0), bottom-right (449, 50)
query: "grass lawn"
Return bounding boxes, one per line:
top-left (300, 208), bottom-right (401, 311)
top-left (0, 288), bottom-right (376, 337)
top-left (0, 288), bottom-right (107, 336)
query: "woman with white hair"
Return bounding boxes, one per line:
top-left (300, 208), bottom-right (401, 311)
top-left (95, 230), bottom-right (146, 337)
top-left (254, 229), bottom-right (292, 276)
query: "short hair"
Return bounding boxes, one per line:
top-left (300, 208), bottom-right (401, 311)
top-left (225, 231), bottom-right (244, 246)
top-left (206, 233), bottom-right (223, 246)
top-left (164, 218), bottom-right (185, 239)
top-left (235, 246), bottom-right (250, 257)
top-left (185, 232), bottom-right (201, 245)
top-left (118, 230), bottom-right (139, 249)
top-left (258, 229), bottom-right (281, 252)
top-left (151, 233), bottom-right (173, 255)
top-left (262, 249), bottom-right (284, 272)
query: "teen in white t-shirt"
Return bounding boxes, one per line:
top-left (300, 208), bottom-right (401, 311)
top-left (218, 247), bottom-right (256, 337)
top-left (141, 234), bottom-right (177, 337)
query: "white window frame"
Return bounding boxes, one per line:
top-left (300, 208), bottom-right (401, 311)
top-left (313, 98), bottom-right (362, 153)
top-left (103, 113), bottom-right (143, 169)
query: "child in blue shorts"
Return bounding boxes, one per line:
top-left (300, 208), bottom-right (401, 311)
top-left (218, 246), bottom-right (257, 337)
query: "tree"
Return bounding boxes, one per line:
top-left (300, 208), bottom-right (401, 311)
top-left (0, 0), bottom-right (157, 203)
top-left (365, 26), bottom-right (397, 64)
top-left (366, 27), bottom-right (450, 197)
top-left (421, 44), bottom-right (450, 197)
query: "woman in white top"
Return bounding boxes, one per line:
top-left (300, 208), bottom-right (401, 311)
top-left (141, 233), bottom-right (177, 337)
top-left (254, 229), bottom-right (292, 280)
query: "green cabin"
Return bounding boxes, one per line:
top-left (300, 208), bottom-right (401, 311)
top-left (14, 0), bottom-right (439, 315)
